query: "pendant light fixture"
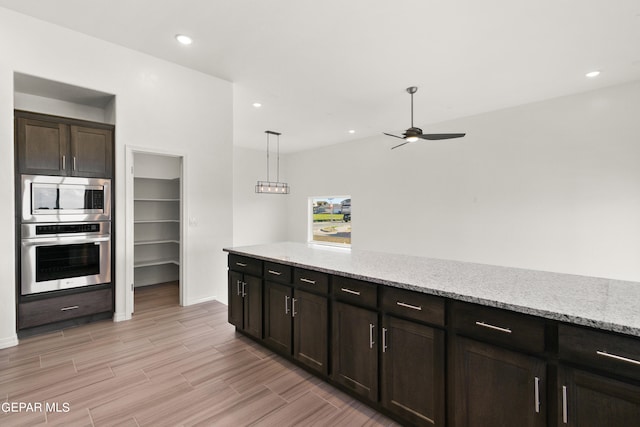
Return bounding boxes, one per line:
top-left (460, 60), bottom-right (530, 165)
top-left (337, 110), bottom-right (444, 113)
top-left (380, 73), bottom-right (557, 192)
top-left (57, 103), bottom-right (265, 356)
top-left (255, 130), bottom-right (290, 194)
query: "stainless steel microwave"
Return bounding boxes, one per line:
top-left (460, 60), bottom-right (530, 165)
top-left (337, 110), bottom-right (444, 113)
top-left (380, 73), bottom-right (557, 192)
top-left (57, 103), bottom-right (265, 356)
top-left (21, 175), bottom-right (111, 223)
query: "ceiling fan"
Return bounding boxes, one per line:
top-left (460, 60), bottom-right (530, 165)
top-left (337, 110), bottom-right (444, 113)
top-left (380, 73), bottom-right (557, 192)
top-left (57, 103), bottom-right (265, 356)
top-left (384, 86), bottom-right (466, 150)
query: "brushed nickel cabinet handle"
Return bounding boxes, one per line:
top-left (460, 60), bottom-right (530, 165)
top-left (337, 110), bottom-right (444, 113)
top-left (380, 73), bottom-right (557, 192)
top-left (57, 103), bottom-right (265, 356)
top-left (534, 376), bottom-right (540, 413)
top-left (235, 262), bottom-right (247, 267)
top-left (396, 301), bottom-right (422, 311)
top-left (292, 298), bottom-right (297, 317)
top-left (236, 280), bottom-right (242, 296)
top-left (300, 278), bottom-right (316, 285)
top-left (284, 295), bottom-right (290, 314)
top-left (62, 155), bottom-right (66, 170)
top-left (369, 323), bottom-right (375, 349)
top-left (341, 288), bottom-right (361, 296)
top-left (241, 281), bottom-right (246, 297)
top-left (475, 321), bottom-right (512, 334)
top-left (562, 385), bottom-right (568, 424)
top-left (60, 305), bottom-right (79, 311)
top-left (596, 350), bottom-right (640, 366)
top-left (268, 270), bottom-right (282, 276)
top-left (73, 156), bottom-right (77, 171)
top-left (382, 327), bottom-right (388, 353)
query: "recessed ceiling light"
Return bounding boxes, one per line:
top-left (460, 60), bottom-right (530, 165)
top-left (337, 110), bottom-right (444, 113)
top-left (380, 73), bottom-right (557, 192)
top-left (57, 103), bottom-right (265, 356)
top-left (253, 102), bottom-right (262, 108)
top-left (348, 130), bottom-right (355, 134)
top-left (175, 34), bottom-right (193, 45)
top-left (585, 70), bottom-right (600, 78)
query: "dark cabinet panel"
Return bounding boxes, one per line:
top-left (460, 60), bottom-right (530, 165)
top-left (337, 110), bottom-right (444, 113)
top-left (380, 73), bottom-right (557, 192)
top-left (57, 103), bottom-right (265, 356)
top-left (228, 271), bottom-right (244, 328)
top-left (227, 270), bottom-right (262, 339)
top-left (16, 112), bottom-right (114, 178)
top-left (70, 126), bottom-right (113, 177)
top-left (452, 337), bottom-right (546, 427)
top-left (18, 288), bottom-right (112, 329)
top-left (452, 301), bottom-right (546, 354)
top-left (264, 281), bottom-right (292, 353)
top-left (332, 301), bottom-right (378, 402)
top-left (243, 275), bottom-right (263, 339)
top-left (381, 315), bottom-right (445, 427)
top-left (17, 117), bottom-right (68, 176)
top-left (293, 289), bottom-right (328, 375)
top-left (558, 366), bottom-right (640, 427)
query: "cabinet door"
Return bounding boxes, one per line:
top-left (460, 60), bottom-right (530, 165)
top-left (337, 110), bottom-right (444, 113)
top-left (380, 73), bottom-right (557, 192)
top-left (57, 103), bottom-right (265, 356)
top-left (293, 289), bottom-right (328, 375)
top-left (228, 271), bottom-right (244, 329)
top-left (558, 366), bottom-right (640, 427)
top-left (381, 316), bottom-right (445, 427)
top-left (243, 274), bottom-right (263, 339)
top-left (331, 301), bottom-right (378, 402)
top-left (452, 337), bottom-right (546, 427)
top-left (70, 126), bottom-right (113, 177)
top-left (264, 281), bottom-right (292, 354)
top-left (17, 117), bottom-right (68, 175)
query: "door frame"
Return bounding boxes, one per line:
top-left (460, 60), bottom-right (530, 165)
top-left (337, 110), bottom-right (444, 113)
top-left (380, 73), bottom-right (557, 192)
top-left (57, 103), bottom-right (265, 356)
top-left (122, 145), bottom-right (187, 319)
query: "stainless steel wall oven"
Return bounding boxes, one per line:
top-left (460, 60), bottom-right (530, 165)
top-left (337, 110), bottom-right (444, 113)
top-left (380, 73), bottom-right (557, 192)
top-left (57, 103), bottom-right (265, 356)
top-left (20, 175), bottom-right (112, 295)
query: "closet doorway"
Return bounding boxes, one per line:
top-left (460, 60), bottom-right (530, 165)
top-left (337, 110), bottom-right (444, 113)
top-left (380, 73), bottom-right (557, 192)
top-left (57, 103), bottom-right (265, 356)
top-left (127, 150), bottom-right (185, 315)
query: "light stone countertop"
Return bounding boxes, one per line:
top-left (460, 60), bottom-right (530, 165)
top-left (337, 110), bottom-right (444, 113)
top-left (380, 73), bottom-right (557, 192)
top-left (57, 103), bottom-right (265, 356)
top-left (224, 242), bottom-right (640, 338)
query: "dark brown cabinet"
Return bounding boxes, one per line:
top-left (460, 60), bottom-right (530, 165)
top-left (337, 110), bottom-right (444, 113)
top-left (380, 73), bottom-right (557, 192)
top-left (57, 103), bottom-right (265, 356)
top-left (263, 281), bottom-right (293, 353)
top-left (452, 337), bottom-right (546, 427)
top-left (16, 111), bottom-right (113, 178)
top-left (557, 324), bottom-right (640, 426)
top-left (450, 301), bottom-right (547, 427)
top-left (225, 252), bottom-right (640, 427)
top-left (18, 288), bottom-right (112, 329)
top-left (332, 301), bottom-right (379, 402)
top-left (557, 366), bottom-right (640, 427)
top-left (381, 315), bottom-right (445, 427)
top-left (380, 286), bottom-right (446, 426)
top-left (228, 265), bottom-right (262, 339)
top-left (264, 280), bottom-right (329, 375)
top-left (293, 289), bottom-right (328, 375)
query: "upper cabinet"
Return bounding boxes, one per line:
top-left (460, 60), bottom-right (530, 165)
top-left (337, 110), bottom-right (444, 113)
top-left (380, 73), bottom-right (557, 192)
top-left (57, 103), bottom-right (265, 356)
top-left (16, 111), bottom-right (114, 178)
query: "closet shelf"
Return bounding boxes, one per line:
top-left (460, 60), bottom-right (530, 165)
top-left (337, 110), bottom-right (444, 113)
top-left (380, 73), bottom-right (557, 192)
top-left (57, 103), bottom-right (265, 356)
top-left (134, 219), bottom-right (180, 224)
top-left (134, 239), bottom-right (179, 246)
top-left (134, 258), bottom-right (180, 268)
top-left (134, 198), bottom-right (180, 202)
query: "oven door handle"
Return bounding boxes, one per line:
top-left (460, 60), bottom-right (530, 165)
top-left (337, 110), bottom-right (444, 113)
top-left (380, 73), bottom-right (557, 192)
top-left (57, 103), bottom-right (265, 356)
top-left (22, 236), bottom-right (110, 246)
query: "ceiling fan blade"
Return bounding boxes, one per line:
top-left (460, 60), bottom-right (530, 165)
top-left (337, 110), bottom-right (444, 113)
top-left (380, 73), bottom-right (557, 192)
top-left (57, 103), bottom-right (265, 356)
top-left (383, 132), bottom-right (404, 139)
top-left (391, 140), bottom-right (412, 150)
top-left (419, 133), bottom-right (466, 140)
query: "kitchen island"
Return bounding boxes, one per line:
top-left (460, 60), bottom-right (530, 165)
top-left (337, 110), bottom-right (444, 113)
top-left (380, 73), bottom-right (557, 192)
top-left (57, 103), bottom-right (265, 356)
top-left (224, 242), bottom-right (640, 427)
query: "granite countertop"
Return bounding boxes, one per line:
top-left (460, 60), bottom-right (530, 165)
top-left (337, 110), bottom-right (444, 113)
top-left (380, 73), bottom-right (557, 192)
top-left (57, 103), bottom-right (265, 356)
top-left (224, 242), bottom-right (640, 338)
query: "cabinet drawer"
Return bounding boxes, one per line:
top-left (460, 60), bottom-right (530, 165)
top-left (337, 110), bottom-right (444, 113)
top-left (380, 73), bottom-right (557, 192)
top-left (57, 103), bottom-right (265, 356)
top-left (452, 301), bottom-right (546, 354)
top-left (228, 254), bottom-right (262, 277)
top-left (381, 287), bottom-right (445, 327)
top-left (293, 268), bottom-right (329, 294)
top-left (332, 276), bottom-right (377, 308)
top-left (19, 289), bottom-right (113, 329)
top-left (264, 262), bottom-right (292, 284)
top-left (559, 324), bottom-right (640, 381)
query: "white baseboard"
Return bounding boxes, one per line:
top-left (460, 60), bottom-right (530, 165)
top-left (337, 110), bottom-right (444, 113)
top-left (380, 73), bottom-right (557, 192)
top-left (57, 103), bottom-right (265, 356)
top-left (113, 312), bottom-right (131, 322)
top-left (185, 295), bottom-right (218, 306)
top-left (0, 334), bottom-right (19, 349)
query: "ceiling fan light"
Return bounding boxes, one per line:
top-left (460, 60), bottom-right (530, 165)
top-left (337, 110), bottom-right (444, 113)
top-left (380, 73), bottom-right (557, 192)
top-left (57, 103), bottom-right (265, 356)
top-left (406, 136), bottom-right (419, 143)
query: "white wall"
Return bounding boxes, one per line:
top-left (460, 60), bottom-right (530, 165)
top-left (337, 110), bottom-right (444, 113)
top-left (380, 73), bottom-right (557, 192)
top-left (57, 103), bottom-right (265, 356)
top-left (286, 81), bottom-right (640, 282)
top-left (0, 7), bottom-right (233, 347)
top-left (233, 146), bottom-right (289, 247)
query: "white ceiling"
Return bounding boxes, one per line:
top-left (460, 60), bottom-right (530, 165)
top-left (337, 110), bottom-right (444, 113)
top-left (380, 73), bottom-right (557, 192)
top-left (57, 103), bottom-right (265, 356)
top-left (1, 1), bottom-right (639, 153)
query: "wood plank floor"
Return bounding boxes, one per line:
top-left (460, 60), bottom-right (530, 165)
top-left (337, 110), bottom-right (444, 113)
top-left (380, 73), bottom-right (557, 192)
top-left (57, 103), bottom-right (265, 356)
top-left (0, 283), bottom-right (399, 426)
